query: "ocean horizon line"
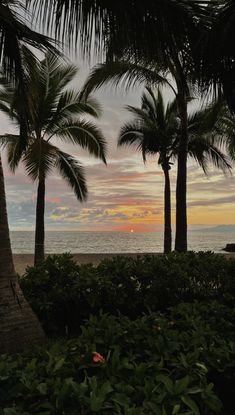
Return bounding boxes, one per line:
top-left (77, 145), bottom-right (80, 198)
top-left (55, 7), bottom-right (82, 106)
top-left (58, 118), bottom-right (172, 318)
top-left (9, 224), bottom-right (235, 234)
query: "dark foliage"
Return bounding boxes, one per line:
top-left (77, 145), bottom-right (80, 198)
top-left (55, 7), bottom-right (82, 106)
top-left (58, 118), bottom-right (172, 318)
top-left (20, 252), bottom-right (235, 336)
top-left (0, 302), bottom-right (234, 414)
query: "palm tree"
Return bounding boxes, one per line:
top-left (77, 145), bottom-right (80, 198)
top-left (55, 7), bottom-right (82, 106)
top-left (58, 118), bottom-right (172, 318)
top-left (0, 1), bottom-right (58, 353)
top-left (81, 58), bottom-right (225, 252)
top-left (0, 51), bottom-right (107, 266)
top-left (0, 1), bottom-right (57, 144)
top-left (119, 87), bottom-right (231, 253)
top-left (28, 0), bottom-right (212, 252)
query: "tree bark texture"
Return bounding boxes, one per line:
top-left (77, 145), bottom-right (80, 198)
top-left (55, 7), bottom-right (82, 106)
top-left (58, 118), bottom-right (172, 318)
top-left (0, 154), bottom-right (45, 353)
top-left (163, 164), bottom-right (172, 254)
top-left (175, 90), bottom-right (188, 252)
top-left (34, 179), bottom-right (45, 266)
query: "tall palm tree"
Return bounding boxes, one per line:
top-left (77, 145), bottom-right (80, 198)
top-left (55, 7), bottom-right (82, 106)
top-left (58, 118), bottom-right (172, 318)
top-left (28, 0), bottom-right (212, 252)
top-left (0, 50), bottom-right (107, 265)
top-left (119, 88), bottom-right (230, 253)
top-left (0, 1), bottom-right (58, 353)
top-left (81, 59), bottom-right (224, 251)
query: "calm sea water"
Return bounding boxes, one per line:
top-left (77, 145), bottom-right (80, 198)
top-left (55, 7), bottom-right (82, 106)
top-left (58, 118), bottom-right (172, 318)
top-left (10, 230), bottom-right (235, 254)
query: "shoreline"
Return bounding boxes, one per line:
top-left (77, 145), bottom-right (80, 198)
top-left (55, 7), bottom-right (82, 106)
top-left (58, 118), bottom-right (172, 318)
top-left (13, 252), bottom-right (235, 275)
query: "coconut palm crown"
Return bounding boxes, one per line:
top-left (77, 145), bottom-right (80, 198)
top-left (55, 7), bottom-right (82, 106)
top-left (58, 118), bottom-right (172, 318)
top-left (0, 50), bottom-right (107, 265)
top-left (119, 87), bottom-right (231, 253)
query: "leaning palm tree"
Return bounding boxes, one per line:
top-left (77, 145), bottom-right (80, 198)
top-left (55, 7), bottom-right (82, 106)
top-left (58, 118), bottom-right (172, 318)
top-left (119, 88), bottom-right (231, 253)
top-left (0, 2), bottom-right (57, 354)
top-left (28, 0), bottom-right (212, 252)
top-left (0, 50), bottom-right (107, 266)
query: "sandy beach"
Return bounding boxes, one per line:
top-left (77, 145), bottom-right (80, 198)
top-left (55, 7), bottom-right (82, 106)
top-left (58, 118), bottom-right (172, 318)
top-left (13, 253), bottom-right (153, 274)
top-left (13, 252), bottom-right (235, 275)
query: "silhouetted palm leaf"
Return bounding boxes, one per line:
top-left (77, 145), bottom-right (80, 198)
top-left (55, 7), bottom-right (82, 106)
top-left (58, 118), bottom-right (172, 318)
top-left (52, 119), bottom-right (107, 163)
top-left (28, 0), bottom-right (209, 65)
top-left (81, 61), bottom-right (173, 98)
top-left (56, 151), bottom-right (88, 201)
top-left (0, 134), bottom-right (22, 172)
top-left (22, 139), bottom-right (57, 181)
top-left (188, 136), bottom-right (231, 175)
top-left (119, 87), bottom-right (231, 173)
top-left (0, 1), bottom-right (55, 79)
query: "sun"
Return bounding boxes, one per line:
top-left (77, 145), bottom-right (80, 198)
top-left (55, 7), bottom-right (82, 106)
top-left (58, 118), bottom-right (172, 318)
top-left (130, 229), bottom-right (134, 233)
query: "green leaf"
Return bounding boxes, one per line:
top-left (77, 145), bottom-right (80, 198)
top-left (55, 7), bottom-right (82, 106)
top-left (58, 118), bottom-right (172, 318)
top-left (172, 404), bottom-right (181, 415)
top-left (37, 382), bottom-right (48, 395)
top-left (90, 394), bottom-right (104, 412)
top-left (174, 376), bottom-right (190, 395)
top-left (53, 358), bottom-right (65, 372)
top-left (187, 387), bottom-right (203, 395)
top-left (196, 362), bottom-right (208, 374)
top-left (156, 374), bottom-right (174, 394)
top-left (181, 396), bottom-right (200, 415)
top-left (100, 381), bottom-right (113, 397)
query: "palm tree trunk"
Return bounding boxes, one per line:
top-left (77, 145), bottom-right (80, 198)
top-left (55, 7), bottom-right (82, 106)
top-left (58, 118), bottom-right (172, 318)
top-left (34, 179), bottom-right (45, 266)
top-left (0, 154), bottom-right (45, 353)
top-left (175, 90), bottom-right (188, 252)
top-left (162, 164), bottom-right (172, 254)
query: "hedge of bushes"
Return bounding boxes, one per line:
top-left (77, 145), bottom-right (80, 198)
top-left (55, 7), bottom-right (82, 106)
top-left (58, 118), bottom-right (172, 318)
top-left (1, 301), bottom-right (235, 414)
top-left (0, 252), bottom-right (234, 414)
top-left (19, 252), bottom-right (235, 336)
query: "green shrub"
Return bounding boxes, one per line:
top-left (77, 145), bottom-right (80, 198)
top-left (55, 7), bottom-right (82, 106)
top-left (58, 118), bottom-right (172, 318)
top-left (20, 252), bottom-right (235, 336)
top-left (2, 301), bottom-right (235, 414)
top-left (19, 254), bottom-right (101, 335)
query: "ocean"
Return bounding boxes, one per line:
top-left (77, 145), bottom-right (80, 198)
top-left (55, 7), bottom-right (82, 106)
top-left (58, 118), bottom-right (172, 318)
top-left (10, 230), bottom-right (235, 254)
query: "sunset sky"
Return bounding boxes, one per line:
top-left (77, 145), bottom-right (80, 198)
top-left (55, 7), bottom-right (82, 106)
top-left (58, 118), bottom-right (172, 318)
top-left (2, 57), bottom-right (235, 232)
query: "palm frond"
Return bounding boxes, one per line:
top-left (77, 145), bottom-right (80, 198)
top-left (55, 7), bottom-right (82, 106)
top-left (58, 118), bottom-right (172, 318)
top-left (198, 1), bottom-right (235, 109)
top-left (0, 2), bottom-right (56, 80)
top-left (0, 134), bottom-right (20, 147)
top-left (28, 0), bottom-right (209, 66)
top-left (6, 141), bottom-right (23, 172)
top-left (81, 61), bottom-right (172, 97)
top-left (0, 134), bottom-right (22, 171)
top-left (51, 119), bottom-right (107, 163)
top-left (212, 113), bottom-right (235, 161)
top-left (125, 105), bottom-right (156, 130)
top-left (188, 97), bottom-right (225, 136)
top-left (44, 91), bottom-right (102, 136)
top-left (118, 119), bottom-right (161, 163)
top-left (56, 151), bottom-right (88, 202)
top-left (188, 136), bottom-right (232, 174)
top-left (42, 53), bottom-right (78, 92)
top-left (141, 88), bottom-right (158, 124)
top-left (118, 121), bottom-right (144, 149)
top-left (0, 101), bottom-right (13, 119)
top-left (22, 139), bottom-right (57, 181)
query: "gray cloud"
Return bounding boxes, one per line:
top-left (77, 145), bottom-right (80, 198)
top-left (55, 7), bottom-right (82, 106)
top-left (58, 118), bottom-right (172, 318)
top-left (1, 57), bottom-right (234, 230)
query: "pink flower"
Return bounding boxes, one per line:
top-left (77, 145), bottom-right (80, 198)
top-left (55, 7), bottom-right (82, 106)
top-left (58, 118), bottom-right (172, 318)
top-left (92, 352), bottom-right (105, 363)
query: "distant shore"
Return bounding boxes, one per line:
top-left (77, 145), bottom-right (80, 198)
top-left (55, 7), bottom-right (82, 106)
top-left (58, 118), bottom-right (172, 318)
top-left (13, 252), bottom-right (235, 275)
